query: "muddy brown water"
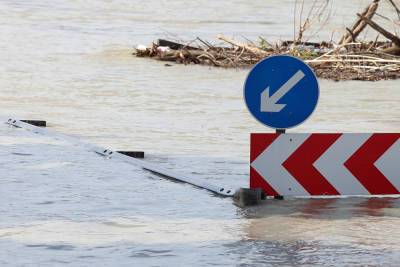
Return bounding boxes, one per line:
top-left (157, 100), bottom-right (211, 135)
top-left (0, 0), bottom-right (399, 266)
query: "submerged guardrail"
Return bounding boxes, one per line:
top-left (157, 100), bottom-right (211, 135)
top-left (6, 118), bottom-right (236, 198)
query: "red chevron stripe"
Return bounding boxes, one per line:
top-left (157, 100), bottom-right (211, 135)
top-left (250, 134), bottom-right (279, 195)
top-left (250, 133), bottom-right (278, 162)
top-left (282, 134), bottom-right (341, 195)
top-left (250, 167), bottom-right (279, 196)
top-left (344, 134), bottom-right (400, 194)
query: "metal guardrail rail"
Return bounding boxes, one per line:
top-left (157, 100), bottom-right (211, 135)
top-left (5, 118), bottom-right (235, 197)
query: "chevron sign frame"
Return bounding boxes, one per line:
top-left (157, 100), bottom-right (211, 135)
top-left (250, 133), bottom-right (400, 197)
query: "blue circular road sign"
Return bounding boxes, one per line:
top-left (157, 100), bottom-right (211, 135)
top-left (244, 55), bottom-right (319, 129)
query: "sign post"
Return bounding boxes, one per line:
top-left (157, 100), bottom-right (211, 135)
top-left (243, 55), bottom-right (400, 198)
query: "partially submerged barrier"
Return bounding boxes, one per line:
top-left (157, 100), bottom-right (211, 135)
top-left (250, 133), bottom-right (400, 197)
top-left (7, 116), bottom-right (399, 205)
top-left (20, 120), bottom-right (46, 127)
top-left (6, 118), bottom-right (235, 198)
top-left (244, 54), bottom-right (400, 200)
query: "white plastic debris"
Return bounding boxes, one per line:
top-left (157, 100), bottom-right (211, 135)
top-left (136, 44), bottom-right (148, 51)
top-left (157, 46), bottom-right (171, 52)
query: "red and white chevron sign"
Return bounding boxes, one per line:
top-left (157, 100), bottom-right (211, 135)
top-left (250, 133), bottom-right (400, 197)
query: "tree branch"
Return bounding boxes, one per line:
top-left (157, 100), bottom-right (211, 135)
top-left (357, 13), bottom-right (400, 46)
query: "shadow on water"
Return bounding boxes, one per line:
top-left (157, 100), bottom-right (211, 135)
top-left (224, 197), bottom-right (400, 266)
top-left (240, 197), bottom-right (400, 220)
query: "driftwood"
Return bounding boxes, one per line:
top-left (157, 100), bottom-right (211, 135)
top-left (217, 35), bottom-right (269, 56)
top-left (158, 39), bottom-right (199, 50)
top-left (135, 39), bottom-right (265, 67)
top-left (135, 37), bottom-right (399, 81)
top-left (357, 13), bottom-right (400, 47)
top-left (281, 40), bottom-right (331, 48)
top-left (355, 7), bottom-right (400, 56)
top-left (339, 0), bottom-right (380, 45)
top-left (134, 0), bottom-right (400, 81)
top-left (383, 45), bottom-right (400, 55)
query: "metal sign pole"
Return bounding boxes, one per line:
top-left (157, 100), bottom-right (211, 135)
top-left (276, 129), bottom-right (286, 134)
top-left (275, 129), bottom-right (285, 200)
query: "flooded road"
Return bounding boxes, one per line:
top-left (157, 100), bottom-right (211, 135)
top-left (0, 0), bottom-right (399, 266)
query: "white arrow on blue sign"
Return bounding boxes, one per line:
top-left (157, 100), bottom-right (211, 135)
top-left (244, 55), bottom-right (319, 129)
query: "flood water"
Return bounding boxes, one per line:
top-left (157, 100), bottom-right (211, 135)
top-left (0, 0), bottom-right (400, 266)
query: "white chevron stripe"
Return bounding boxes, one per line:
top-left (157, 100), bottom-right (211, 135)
top-left (314, 134), bottom-right (371, 195)
top-left (251, 134), bottom-right (310, 196)
top-left (375, 139), bottom-right (400, 191)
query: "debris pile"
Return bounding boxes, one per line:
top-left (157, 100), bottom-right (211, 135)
top-left (134, 0), bottom-right (400, 81)
top-left (135, 37), bottom-right (271, 67)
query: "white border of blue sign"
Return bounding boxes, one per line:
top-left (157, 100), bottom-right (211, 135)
top-left (243, 55), bottom-right (320, 129)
